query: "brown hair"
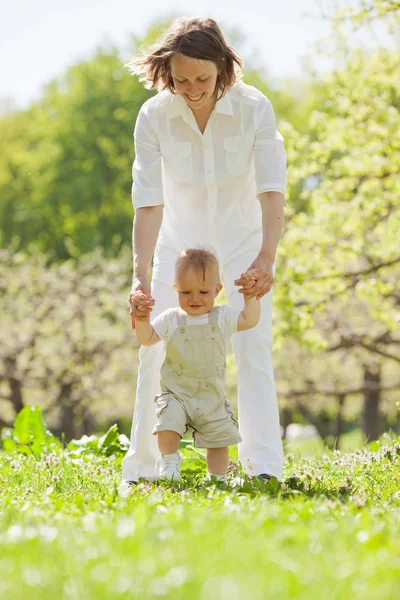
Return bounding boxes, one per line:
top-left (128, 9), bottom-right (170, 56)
top-left (175, 248), bottom-right (220, 281)
top-left (126, 17), bottom-right (243, 100)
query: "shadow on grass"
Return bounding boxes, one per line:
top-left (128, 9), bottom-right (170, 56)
top-left (130, 468), bottom-right (358, 504)
top-left (175, 447), bottom-right (359, 501)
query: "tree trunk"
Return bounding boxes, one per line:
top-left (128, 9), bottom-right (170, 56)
top-left (296, 401), bottom-right (330, 444)
top-left (82, 408), bottom-right (96, 436)
top-left (363, 366), bottom-right (381, 442)
top-left (0, 416), bottom-right (13, 429)
top-left (5, 357), bottom-right (24, 416)
top-left (55, 382), bottom-right (76, 442)
top-left (333, 394), bottom-right (346, 450)
top-left (281, 408), bottom-right (292, 440)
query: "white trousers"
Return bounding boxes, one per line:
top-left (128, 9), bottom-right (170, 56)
top-left (121, 247), bottom-right (284, 481)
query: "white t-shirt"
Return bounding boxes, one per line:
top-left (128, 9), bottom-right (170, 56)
top-left (152, 305), bottom-right (241, 353)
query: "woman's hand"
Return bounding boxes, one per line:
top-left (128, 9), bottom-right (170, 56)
top-left (234, 256), bottom-right (275, 300)
top-left (129, 277), bottom-right (155, 326)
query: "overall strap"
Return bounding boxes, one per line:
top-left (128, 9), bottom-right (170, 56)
top-left (208, 306), bottom-right (219, 326)
top-left (176, 311), bottom-right (187, 328)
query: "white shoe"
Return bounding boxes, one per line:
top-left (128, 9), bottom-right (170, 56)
top-left (155, 452), bottom-right (181, 482)
top-left (117, 480), bottom-right (136, 498)
top-left (229, 475), bottom-right (246, 487)
top-left (205, 473), bottom-right (226, 484)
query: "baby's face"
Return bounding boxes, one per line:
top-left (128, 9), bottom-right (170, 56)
top-left (174, 267), bottom-right (222, 317)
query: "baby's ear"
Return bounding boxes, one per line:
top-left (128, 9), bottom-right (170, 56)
top-left (215, 283), bottom-right (223, 297)
top-left (173, 284), bottom-right (177, 292)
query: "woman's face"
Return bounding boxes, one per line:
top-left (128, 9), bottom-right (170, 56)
top-left (170, 52), bottom-right (220, 112)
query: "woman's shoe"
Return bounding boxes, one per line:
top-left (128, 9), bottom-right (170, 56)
top-left (253, 474), bottom-right (281, 490)
top-left (117, 480), bottom-right (137, 498)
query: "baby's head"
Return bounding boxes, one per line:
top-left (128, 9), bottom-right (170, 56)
top-left (173, 248), bottom-right (222, 316)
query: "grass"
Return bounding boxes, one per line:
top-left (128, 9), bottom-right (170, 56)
top-left (285, 428), bottom-right (366, 457)
top-left (1, 434), bottom-right (399, 600)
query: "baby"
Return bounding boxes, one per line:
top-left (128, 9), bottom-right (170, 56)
top-left (133, 248), bottom-right (260, 483)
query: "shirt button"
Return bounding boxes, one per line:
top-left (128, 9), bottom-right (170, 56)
top-left (211, 326), bottom-right (216, 332)
top-left (166, 359), bottom-right (171, 365)
top-left (180, 327), bottom-right (185, 333)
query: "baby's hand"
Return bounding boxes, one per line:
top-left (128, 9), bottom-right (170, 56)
top-left (129, 290), bottom-right (154, 325)
top-left (244, 268), bottom-right (259, 281)
top-left (130, 290), bottom-right (149, 304)
top-left (238, 269), bottom-right (259, 290)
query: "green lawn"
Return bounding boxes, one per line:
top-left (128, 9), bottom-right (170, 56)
top-left (1, 429), bottom-right (399, 600)
top-left (284, 428), bottom-right (366, 457)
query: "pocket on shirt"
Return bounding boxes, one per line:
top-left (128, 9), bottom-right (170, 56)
top-left (160, 141), bottom-right (193, 183)
top-left (224, 135), bottom-right (253, 176)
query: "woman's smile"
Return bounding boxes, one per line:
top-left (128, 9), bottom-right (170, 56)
top-left (186, 93), bottom-right (205, 103)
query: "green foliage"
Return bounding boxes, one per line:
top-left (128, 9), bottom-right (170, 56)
top-left (67, 424), bottom-right (130, 458)
top-left (1, 406), bottom-right (61, 457)
top-left (330, 0), bottom-right (400, 30)
top-left (276, 45), bottom-right (400, 346)
top-left (270, 1), bottom-right (400, 422)
top-left (0, 47), bottom-right (154, 258)
top-left (1, 405), bottom-right (130, 458)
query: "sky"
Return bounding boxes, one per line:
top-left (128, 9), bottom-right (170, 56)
top-left (0, 0), bottom-right (387, 110)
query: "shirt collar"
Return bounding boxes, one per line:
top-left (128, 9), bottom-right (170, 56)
top-left (214, 91), bottom-right (234, 116)
top-left (166, 93), bottom-right (188, 119)
top-left (166, 88), bottom-right (234, 119)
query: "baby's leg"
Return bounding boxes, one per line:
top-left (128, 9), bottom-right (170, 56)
top-left (153, 395), bottom-right (187, 482)
top-left (207, 447), bottom-right (229, 477)
top-left (157, 431), bottom-right (181, 455)
top-left (155, 431), bottom-right (182, 482)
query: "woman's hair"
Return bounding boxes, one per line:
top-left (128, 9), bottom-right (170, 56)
top-left (175, 248), bottom-right (220, 282)
top-left (126, 17), bottom-right (243, 99)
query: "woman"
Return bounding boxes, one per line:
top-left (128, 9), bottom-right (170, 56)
top-left (120, 17), bottom-right (287, 488)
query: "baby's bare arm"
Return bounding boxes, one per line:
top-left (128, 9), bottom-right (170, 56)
top-left (131, 291), bottom-right (161, 346)
top-left (237, 269), bottom-right (261, 331)
top-left (135, 320), bottom-right (161, 346)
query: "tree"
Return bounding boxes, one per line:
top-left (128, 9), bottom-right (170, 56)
top-left (274, 1), bottom-right (400, 441)
top-left (0, 47), bottom-right (154, 259)
top-left (0, 247), bottom-right (137, 441)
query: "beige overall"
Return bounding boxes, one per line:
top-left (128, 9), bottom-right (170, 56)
top-left (152, 307), bottom-right (242, 448)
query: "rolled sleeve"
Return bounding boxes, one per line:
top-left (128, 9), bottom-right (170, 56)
top-left (253, 97), bottom-right (287, 204)
top-left (132, 108), bottom-right (164, 210)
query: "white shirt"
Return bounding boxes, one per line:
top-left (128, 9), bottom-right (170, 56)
top-left (132, 81), bottom-right (287, 264)
top-left (152, 305), bottom-right (241, 352)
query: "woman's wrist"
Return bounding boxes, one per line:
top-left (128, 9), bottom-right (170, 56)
top-left (258, 248), bottom-right (275, 267)
top-left (133, 265), bottom-right (150, 284)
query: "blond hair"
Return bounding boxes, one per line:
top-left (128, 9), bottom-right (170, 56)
top-left (175, 248), bottom-right (220, 281)
top-left (126, 17), bottom-right (243, 100)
